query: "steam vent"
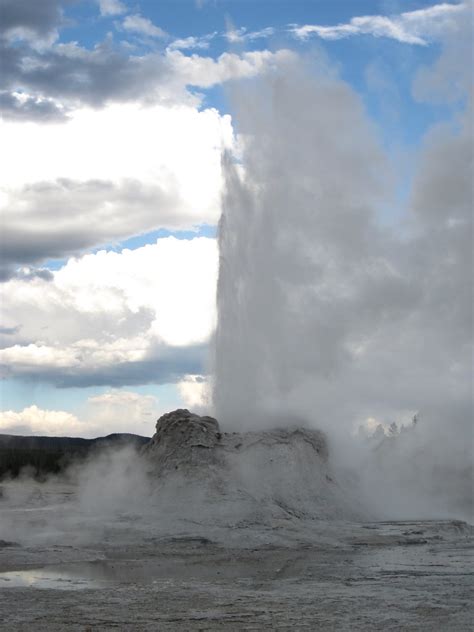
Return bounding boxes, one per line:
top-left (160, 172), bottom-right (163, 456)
top-left (143, 409), bottom-right (364, 525)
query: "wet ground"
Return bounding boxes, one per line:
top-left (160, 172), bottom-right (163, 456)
top-left (0, 481), bottom-right (472, 630)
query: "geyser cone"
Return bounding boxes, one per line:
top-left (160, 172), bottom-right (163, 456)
top-left (143, 409), bottom-right (365, 525)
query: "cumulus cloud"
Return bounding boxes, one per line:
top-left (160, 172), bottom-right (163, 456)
top-left (292, 2), bottom-right (468, 45)
top-left (0, 45), bottom-right (291, 278)
top-left (0, 14), bottom-right (291, 120)
top-left (0, 90), bottom-right (67, 122)
top-left (0, 0), bottom-right (64, 46)
top-left (177, 375), bottom-right (210, 410)
top-left (0, 38), bottom-right (171, 113)
top-left (0, 405), bottom-right (84, 436)
top-left (86, 390), bottom-right (160, 433)
top-left (0, 103), bottom-right (231, 275)
top-left (0, 390), bottom-right (161, 436)
top-left (97, 0), bottom-right (127, 17)
top-left (163, 49), bottom-right (293, 91)
top-left (412, 2), bottom-right (472, 102)
top-left (0, 237), bottom-right (218, 387)
top-left (11, 267), bottom-right (54, 282)
top-left (0, 1), bottom-right (465, 127)
top-left (122, 14), bottom-right (167, 39)
top-left (1, 342), bottom-right (208, 389)
top-left (168, 33), bottom-right (217, 51)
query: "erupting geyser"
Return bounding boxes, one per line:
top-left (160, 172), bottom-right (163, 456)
top-left (211, 59), bottom-right (472, 521)
top-left (213, 60), bottom-right (392, 430)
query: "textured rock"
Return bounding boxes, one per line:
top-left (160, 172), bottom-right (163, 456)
top-left (142, 409), bottom-right (221, 473)
top-left (143, 409), bottom-right (365, 523)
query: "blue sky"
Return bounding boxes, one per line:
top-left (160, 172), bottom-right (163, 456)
top-left (0, 0), bottom-right (470, 437)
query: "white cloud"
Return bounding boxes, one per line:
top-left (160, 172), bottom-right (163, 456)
top-left (0, 390), bottom-right (162, 436)
top-left (1, 50), bottom-right (293, 274)
top-left (122, 14), bottom-right (167, 38)
top-left (177, 375), bottom-right (210, 410)
top-left (412, 2), bottom-right (472, 103)
top-left (0, 237), bottom-right (218, 384)
top-left (225, 26), bottom-right (276, 44)
top-left (165, 48), bottom-right (293, 89)
top-left (292, 2), bottom-right (467, 45)
top-left (2, 25), bottom-right (59, 48)
top-left (0, 338), bottom-right (148, 374)
top-left (168, 33), bottom-right (216, 51)
top-left (3, 38), bottom-right (291, 117)
top-left (0, 405), bottom-right (84, 436)
top-left (52, 236), bottom-right (218, 346)
top-left (97, 0), bottom-right (127, 17)
top-left (1, 103), bottom-right (231, 190)
top-left (0, 344), bottom-right (80, 370)
top-left (0, 103), bottom-right (232, 271)
top-left (87, 390), bottom-right (160, 431)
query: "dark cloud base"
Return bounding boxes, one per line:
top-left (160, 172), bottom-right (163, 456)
top-left (0, 178), bottom-right (199, 280)
top-left (1, 343), bottom-right (208, 388)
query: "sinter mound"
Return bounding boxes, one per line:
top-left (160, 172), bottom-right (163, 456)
top-left (143, 409), bottom-right (364, 525)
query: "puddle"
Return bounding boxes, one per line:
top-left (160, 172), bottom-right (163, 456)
top-left (0, 559), bottom-right (177, 590)
top-left (0, 562), bottom-right (120, 590)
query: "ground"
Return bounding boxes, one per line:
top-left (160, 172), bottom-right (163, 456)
top-left (0, 479), bottom-right (472, 631)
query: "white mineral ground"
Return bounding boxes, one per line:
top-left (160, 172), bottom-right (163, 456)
top-left (0, 409), bottom-right (472, 630)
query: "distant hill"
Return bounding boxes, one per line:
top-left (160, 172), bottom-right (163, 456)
top-left (0, 433), bottom-right (150, 479)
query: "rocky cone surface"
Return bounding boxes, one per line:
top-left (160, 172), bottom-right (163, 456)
top-left (143, 409), bottom-right (364, 524)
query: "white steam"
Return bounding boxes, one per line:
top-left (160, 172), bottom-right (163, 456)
top-left (0, 447), bottom-right (154, 548)
top-left (213, 54), bottom-right (472, 519)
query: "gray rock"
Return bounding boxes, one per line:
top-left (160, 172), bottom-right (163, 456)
top-left (142, 409), bottom-right (221, 473)
top-left (142, 409), bottom-right (365, 523)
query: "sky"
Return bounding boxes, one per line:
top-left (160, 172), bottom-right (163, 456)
top-left (0, 0), bottom-right (471, 438)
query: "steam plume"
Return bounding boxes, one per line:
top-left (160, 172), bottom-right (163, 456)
top-left (213, 55), bottom-right (472, 518)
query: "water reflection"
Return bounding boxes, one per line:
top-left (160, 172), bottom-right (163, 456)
top-left (0, 562), bottom-right (118, 590)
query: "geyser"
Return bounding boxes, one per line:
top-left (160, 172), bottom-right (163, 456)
top-left (213, 58), bottom-right (391, 429)
top-left (212, 57), bottom-right (472, 520)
